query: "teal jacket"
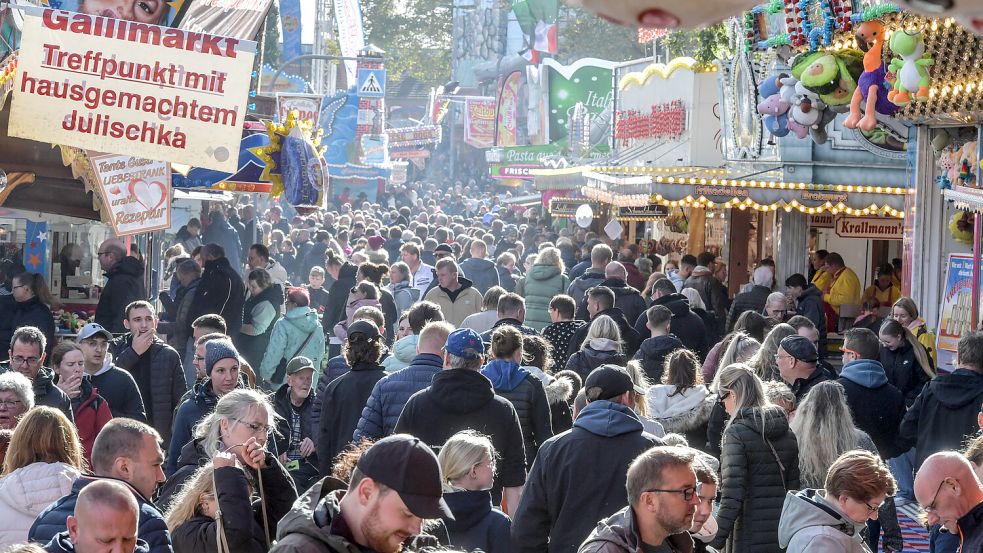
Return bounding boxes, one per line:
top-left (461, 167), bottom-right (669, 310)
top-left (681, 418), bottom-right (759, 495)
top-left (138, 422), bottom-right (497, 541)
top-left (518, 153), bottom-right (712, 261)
top-left (517, 264), bottom-right (570, 331)
top-left (260, 306), bottom-right (326, 385)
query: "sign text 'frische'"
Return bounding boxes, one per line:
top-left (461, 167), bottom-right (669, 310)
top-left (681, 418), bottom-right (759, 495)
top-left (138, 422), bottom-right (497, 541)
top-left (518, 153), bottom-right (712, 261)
top-left (9, 7), bottom-right (256, 172)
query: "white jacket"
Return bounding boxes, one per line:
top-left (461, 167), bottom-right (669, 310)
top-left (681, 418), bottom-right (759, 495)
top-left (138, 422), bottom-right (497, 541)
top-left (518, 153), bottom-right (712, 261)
top-left (0, 461), bottom-right (80, 548)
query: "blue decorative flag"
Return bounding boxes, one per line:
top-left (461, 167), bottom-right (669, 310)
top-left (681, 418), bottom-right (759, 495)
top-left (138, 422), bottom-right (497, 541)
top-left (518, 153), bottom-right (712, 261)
top-left (24, 220), bottom-right (48, 277)
top-left (280, 0), bottom-right (303, 62)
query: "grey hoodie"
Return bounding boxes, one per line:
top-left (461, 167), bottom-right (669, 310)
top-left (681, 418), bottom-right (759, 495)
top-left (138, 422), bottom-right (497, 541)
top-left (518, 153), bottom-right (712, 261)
top-left (777, 489), bottom-right (870, 553)
top-left (272, 478), bottom-right (356, 553)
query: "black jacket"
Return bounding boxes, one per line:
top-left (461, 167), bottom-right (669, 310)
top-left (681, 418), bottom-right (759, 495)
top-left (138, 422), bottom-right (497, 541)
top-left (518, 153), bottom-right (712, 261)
top-left (166, 380), bottom-right (219, 476)
top-left (726, 285), bottom-right (772, 333)
top-left (685, 273), bottom-right (729, 331)
top-left (789, 365), bottom-right (835, 404)
top-left (837, 359), bottom-right (906, 459)
top-left (0, 364), bottom-right (73, 421)
top-left (90, 364), bottom-right (147, 422)
top-left (511, 400), bottom-right (661, 553)
top-left (273, 383), bottom-right (320, 467)
top-left (570, 307), bottom-right (641, 360)
top-left (794, 284), bottom-right (827, 338)
top-left (171, 464), bottom-right (296, 553)
top-left (110, 335), bottom-right (187, 443)
top-left (958, 500), bottom-right (983, 553)
top-left (565, 346), bottom-right (628, 381)
top-left (711, 407), bottom-right (800, 553)
top-left (12, 296), bottom-right (56, 355)
top-left (481, 360), bottom-right (553, 468)
top-left (588, 278), bottom-right (647, 329)
top-left (638, 294), bottom-right (707, 358)
top-left (189, 257), bottom-right (247, 338)
top-left (322, 262), bottom-right (358, 336)
top-left (316, 361), bottom-right (386, 475)
top-left (395, 369), bottom-right (527, 500)
top-left (96, 256), bottom-right (146, 333)
top-left (568, 270), bottom-right (606, 319)
top-left (899, 369), bottom-right (983, 469)
top-left (442, 490), bottom-right (512, 553)
top-left (880, 341), bottom-right (932, 407)
top-left (480, 318), bottom-right (539, 346)
top-left (633, 334), bottom-right (685, 384)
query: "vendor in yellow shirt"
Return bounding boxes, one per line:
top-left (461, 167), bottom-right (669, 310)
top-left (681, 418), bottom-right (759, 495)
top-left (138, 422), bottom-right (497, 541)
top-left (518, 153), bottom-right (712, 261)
top-left (810, 250), bottom-right (833, 292)
top-left (822, 252), bottom-right (861, 314)
top-left (862, 263), bottom-right (902, 308)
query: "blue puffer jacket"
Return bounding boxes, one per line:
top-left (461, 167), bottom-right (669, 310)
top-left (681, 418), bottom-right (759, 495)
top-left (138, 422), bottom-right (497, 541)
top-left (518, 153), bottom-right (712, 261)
top-left (353, 353), bottom-right (443, 442)
top-left (166, 380), bottom-right (218, 476)
top-left (29, 475), bottom-right (171, 553)
top-left (441, 490), bottom-right (512, 553)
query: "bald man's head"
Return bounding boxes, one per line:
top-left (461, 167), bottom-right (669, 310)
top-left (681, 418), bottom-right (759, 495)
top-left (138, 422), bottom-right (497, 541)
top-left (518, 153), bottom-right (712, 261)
top-left (97, 239), bottom-right (127, 271)
top-left (915, 451), bottom-right (983, 533)
top-left (605, 261), bottom-right (627, 282)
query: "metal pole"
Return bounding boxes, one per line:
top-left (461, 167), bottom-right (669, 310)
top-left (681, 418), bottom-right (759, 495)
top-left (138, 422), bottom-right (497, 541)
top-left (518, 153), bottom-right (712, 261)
top-left (450, 102), bottom-right (458, 181)
top-left (974, 125), bottom-right (983, 330)
top-left (267, 54), bottom-right (362, 94)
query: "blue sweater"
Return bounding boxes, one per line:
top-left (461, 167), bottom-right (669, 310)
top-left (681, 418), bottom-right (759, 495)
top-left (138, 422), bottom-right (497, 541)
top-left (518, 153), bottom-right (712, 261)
top-left (442, 490), bottom-right (512, 553)
top-left (353, 353), bottom-right (443, 442)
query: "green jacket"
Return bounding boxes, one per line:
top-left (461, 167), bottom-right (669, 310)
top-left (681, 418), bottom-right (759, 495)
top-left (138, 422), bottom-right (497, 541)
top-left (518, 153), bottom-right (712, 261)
top-left (271, 478), bottom-right (358, 553)
top-left (516, 264), bottom-right (570, 332)
top-left (259, 307), bottom-right (326, 385)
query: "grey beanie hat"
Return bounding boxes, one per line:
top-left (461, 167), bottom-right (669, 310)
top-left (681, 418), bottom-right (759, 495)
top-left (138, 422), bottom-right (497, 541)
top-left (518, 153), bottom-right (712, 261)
top-left (205, 339), bottom-right (239, 375)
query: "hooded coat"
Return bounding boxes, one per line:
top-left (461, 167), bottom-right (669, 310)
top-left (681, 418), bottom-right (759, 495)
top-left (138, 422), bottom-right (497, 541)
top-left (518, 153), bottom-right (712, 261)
top-left (633, 334), bottom-right (685, 384)
top-left (95, 256), bottom-right (147, 333)
top-left (545, 375), bottom-right (575, 434)
top-left (579, 505), bottom-right (695, 553)
top-left (12, 295), bottom-right (56, 355)
top-left (711, 407), bottom-right (800, 553)
top-left (565, 343), bottom-right (629, 381)
top-left (381, 334), bottom-right (417, 373)
top-left (271, 479), bottom-right (361, 553)
top-left (394, 369), bottom-right (527, 501)
top-left (110, 334), bottom-right (187, 444)
top-left (441, 490), bottom-right (512, 553)
top-left (794, 285), bottom-right (827, 337)
top-left (189, 256), bottom-right (247, 338)
top-left (0, 461), bottom-right (80, 549)
top-left (460, 257), bottom-right (502, 295)
top-left (725, 285), bottom-right (772, 334)
top-left (575, 278), bottom-right (647, 327)
top-left (510, 400), bottom-right (662, 553)
top-left (639, 294), bottom-right (707, 358)
top-left (516, 263), bottom-right (571, 331)
top-left (481, 359), bottom-right (553, 467)
top-left (645, 384), bottom-right (715, 451)
top-left (778, 489), bottom-right (869, 553)
top-left (570, 308), bottom-right (642, 360)
top-left (316, 361), bottom-right (386, 475)
top-left (898, 368), bottom-right (983, 469)
top-left (68, 376), bottom-right (112, 463)
top-left (567, 269), bottom-right (606, 317)
top-left (880, 340), bottom-right (932, 407)
top-left (836, 359), bottom-right (906, 460)
top-left (424, 276), bottom-right (484, 327)
top-left (260, 306), bottom-right (326, 385)
top-left (29, 475), bottom-right (171, 553)
top-left (353, 352), bottom-right (442, 443)
top-left (322, 263), bottom-right (358, 336)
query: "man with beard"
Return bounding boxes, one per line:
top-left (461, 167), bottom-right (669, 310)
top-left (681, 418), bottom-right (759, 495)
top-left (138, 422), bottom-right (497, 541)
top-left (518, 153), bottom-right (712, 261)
top-left (578, 446), bottom-right (700, 553)
top-left (271, 434), bottom-right (454, 553)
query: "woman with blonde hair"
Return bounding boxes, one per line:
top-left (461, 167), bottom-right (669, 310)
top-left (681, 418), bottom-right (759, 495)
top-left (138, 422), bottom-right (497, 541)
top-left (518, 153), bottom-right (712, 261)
top-left (157, 389), bottom-right (297, 518)
top-left (624, 361), bottom-right (665, 437)
top-left (0, 407), bottom-right (85, 548)
top-left (437, 431), bottom-right (511, 553)
top-left (565, 315), bottom-right (628, 380)
top-left (516, 246), bottom-right (570, 331)
top-left (165, 451), bottom-right (275, 553)
top-left (749, 323), bottom-right (797, 382)
top-left (788, 381), bottom-right (902, 552)
top-left (711, 364), bottom-right (799, 553)
top-left (891, 297), bottom-right (936, 365)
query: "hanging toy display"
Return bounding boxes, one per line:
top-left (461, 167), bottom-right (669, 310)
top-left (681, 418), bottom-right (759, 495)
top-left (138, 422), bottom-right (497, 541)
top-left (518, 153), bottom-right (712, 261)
top-left (757, 72), bottom-right (791, 138)
top-left (789, 49), bottom-right (864, 109)
top-left (936, 143), bottom-right (959, 190)
top-left (887, 29), bottom-right (933, 106)
top-left (949, 211), bottom-right (975, 244)
top-left (252, 110), bottom-right (327, 214)
top-left (843, 19), bottom-right (900, 131)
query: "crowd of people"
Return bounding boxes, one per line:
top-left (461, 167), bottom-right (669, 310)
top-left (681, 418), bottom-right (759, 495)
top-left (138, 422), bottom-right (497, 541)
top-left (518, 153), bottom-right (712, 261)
top-left (0, 181), bottom-right (979, 553)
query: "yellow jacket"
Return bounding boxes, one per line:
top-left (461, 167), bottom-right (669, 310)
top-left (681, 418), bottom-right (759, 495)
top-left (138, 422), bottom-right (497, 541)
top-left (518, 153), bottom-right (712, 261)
top-left (824, 267), bottom-right (862, 312)
top-left (912, 320), bottom-right (938, 365)
top-left (862, 284), bottom-right (901, 307)
top-left (812, 269), bottom-right (832, 293)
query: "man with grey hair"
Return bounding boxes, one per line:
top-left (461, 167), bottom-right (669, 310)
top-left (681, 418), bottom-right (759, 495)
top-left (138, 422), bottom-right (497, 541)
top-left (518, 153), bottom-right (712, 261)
top-left (31, 418), bottom-right (172, 553)
top-left (763, 291), bottom-right (791, 323)
top-left (424, 258), bottom-right (483, 327)
top-left (395, 328), bottom-right (526, 515)
top-left (0, 371), bottom-right (33, 429)
top-left (575, 261), bottom-right (646, 325)
top-left (568, 243), bottom-right (613, 314)
top-left (726, 265), bottom-right (775, 332)
top-left (95, 238), bottom-right (147, 334)
top-left (578, 446), bottom-right (699, 553)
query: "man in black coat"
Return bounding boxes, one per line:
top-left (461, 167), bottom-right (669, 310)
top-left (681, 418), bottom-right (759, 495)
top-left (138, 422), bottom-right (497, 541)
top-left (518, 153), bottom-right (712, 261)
top-left (202, 210), bottom-right (242, 271)
top-left (726, 265), bottom-right (773, 332)
top-left (785, 273), bottom-right (827, 339)
top-left (95, 239), bottom-right (147, 334)
top-left (395, 328), bottom-right (526, 513)
top-left (899, 331), bottom-right (983, 470)
top-left (574, 262), bottom-right (647, 325)
top-left (188, 244), bottom-right (247, 340)
top-left (776, 334), bottom-right (834, 403)
top-left (637, 278), bottom-right (707, 359)
top-left (568, 244), bottom-right (611, 319)
top-left (684, 251), bottom-right (729, 334)
top-left (511, 364), bottom-right (662, 552)
top-left (569, 286), bottom-right (642, 360)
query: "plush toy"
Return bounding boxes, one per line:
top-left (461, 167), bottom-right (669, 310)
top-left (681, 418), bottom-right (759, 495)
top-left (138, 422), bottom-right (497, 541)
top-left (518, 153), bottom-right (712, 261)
top-left (791, 49), bottom-right (864, 109)
top-left (958, 141), bottom-right (978, 187)
top-left (844, 20), bottom-right (899, 131)
top-left (950, 211), bottom-right (975, 244)
top-left (810, 108), bottom-right (838, 144)
top-left (937, 144), bottom-right (958, 189)
top-left (757, 73), bottom-right (792, 139)
top-left (887, 30), bottom-right (933, 106)
top-left (786, 119), bottom-right (810, 139)
top-left (790, 81), bottom-right (826, 128)
top-left (566, 0), bottom-right (761, 29)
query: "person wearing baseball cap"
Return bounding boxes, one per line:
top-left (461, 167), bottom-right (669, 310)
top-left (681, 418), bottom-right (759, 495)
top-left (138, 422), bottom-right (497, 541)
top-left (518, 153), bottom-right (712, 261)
top-left (274, 434), bottom-right (451, 553)
top-left (395, 328), bottom-right (527, 515)
top-left (511, 364), bottom-right (662, 552)
top-left (76, 322), bottom-right (147, 423)
top-left (272, 356), bottom-right (321, 490)
top-left (777, 334), bottom-right (833, 403)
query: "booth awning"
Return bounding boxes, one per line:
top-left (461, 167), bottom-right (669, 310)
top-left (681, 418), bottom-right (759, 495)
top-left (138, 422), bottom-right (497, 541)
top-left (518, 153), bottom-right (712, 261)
top-left (945, 185), bottom-right (983, 215)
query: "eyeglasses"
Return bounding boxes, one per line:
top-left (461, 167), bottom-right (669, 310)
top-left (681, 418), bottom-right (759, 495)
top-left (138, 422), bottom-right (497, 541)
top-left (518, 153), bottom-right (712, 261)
top-left (719, 390), bottom-right (731, 401)
top-left (776, 353), bottom-right (795, 362)
top-left (96, 251), bottom-right (112, 257)
top-left (924, 478), bottom-right (950, 514)
top-left (840, 347), bottom-right (862, 357)
top-left (856, 496), bottom-right (888, 514)
top-left (644, 483), bottom-right (702, 501)
top-left (233, 418), bottom-right (271, 435)
top-left (11, 356), bottom-right (40, 367)
top-left (11, 285), bottom-right (27, 291)
top-left (0, 399), bottom-right (22, 409)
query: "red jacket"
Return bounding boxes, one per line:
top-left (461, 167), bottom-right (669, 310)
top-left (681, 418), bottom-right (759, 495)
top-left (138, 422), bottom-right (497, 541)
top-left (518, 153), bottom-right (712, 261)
top-left (624, 261), bottom-right (648, 291)
top-left (74, 380), bottom-right (113, 464)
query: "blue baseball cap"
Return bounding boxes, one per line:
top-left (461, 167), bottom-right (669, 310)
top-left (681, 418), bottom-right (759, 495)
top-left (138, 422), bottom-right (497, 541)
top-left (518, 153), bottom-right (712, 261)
top-left (444, 328), bottom-right (484, 360)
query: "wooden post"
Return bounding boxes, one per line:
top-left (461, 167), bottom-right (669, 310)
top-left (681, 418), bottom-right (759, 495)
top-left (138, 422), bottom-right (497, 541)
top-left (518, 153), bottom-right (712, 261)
top-left (688, 207), bottom-right (706, 255)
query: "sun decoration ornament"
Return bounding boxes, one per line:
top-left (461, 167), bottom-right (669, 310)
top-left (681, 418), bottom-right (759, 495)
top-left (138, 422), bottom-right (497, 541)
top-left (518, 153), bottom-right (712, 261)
top-left (252, 110), bottom-right (326, 199)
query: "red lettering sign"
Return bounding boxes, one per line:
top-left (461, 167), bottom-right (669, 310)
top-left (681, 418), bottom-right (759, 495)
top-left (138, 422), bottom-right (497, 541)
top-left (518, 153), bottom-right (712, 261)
top-left (614, 99), bottom-right (687, 146)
